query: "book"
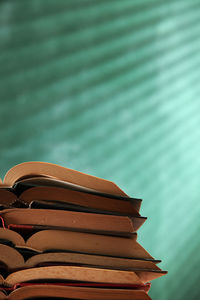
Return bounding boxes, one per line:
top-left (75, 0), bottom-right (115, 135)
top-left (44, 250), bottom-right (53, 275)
top-left (0, 228), bottom-right (153, 259)
top-left (0, 243), bottom-right (166, 282)
top-left (0, 208), bottom-right (134, 234)
top-left (0, 162), bottom-right (143, 221)
top-left (0, 162), bottom-right (137, 198)
top-left (20, 185), bottom-right (141, 215)
top-left (0, 265), bottom-right (146, 286)
top-left (0, 284), bottom-right (152, 299)
top-left (0, 181), bottom-right (142, 214)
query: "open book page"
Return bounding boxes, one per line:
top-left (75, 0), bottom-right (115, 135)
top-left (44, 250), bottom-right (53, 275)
top-left (4, 162), bottom-right (128, 196)
top-left (5, 265), bottom-right (143, 286)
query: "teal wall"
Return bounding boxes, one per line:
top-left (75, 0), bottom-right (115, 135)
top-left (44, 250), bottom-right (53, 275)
top-left (0, 1), bottom-right (200, 299)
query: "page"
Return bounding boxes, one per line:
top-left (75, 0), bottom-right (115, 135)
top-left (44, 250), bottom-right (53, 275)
top-left (25, 230), bottom-right (152, 260)
top-left (4, 162), bottom-right (128, 196)
top-left (0, 228), bottom-right (25, 246)
top-left (6, 265), bottom-right (143, 286)
top-left (0, 244), bottom-right (25, 270)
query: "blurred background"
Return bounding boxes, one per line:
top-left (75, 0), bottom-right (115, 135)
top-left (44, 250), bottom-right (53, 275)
top-left (0, 0), bottom-right (200, 299)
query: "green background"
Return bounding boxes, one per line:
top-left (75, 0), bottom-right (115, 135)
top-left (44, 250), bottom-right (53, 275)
top-left (0, 1), bottom-right (200, 299)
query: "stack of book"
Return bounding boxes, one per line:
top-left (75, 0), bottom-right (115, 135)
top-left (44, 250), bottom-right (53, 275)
top-left (0, 162), bottom-right (167, 299)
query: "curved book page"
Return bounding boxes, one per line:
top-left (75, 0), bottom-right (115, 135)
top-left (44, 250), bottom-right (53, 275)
top-left (25, 252), bottom-right (160, 272)
top-left (0, 228), bottom-right (25, 246)
top-left (25, 230), bottom-right (153, 260)
top-left (4, 162), bottom-right (128, 196)
top-left (5, 265), bottom-right (143, 286)
top-left (0, 244), bottom-right (24, 270)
